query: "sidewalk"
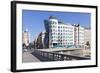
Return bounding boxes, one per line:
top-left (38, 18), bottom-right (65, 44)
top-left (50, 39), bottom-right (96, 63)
top-left (22, 51), bottom-right (40, 63)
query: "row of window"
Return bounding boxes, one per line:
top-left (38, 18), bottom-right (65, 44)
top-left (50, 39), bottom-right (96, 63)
top-left (58, 26), bottom-right (73, 29)
top-left (76, 43), bottom-right (84, 45)
top-left (50, 39), bottom-right (73, 42)
top-left (49, 24), bottom-right (73, 30)
top-left (51, 41), bottom-right (84, 45)
top-left (50, 36), bottom-right (73, 38)
top-left (58, 36), bottom-right (73, 38)
top-left (50, 25), bottom-right (57, 28)
top-left (58, 39), bottom-right (73, 41)
top-left (58, 30), bottom-right (73, 32)
top-left (50, 32), bottom-right (73, 35)
top-left (50, 35), bottom-right (84, 39)
top-left (50, 29), bottom-right (73, 32)
top-left (75, 36), bottom-right (84, 38)
top-left (58, 33), bottom-right (73, 35)
top-left (74, 32), bottom-right (84, 34)
top-left (50, 28), bottom-right (73, 32)
top-left (50, 27), bottom-right (74, 32)
top-left (49, 24), bottom-right (84, 32)
top-left (49, 21), bottom-right (57, 24)
top-left (52, 42), bottom-right (73, 45)
top-left (50, 29), bottom-right (58, 32)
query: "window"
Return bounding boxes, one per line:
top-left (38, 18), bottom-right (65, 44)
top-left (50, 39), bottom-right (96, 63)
top-left (54, 22), bottom-right (57, 24)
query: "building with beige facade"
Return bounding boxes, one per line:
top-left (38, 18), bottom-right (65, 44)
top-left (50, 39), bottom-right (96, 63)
top-left (22, 30), bottom-right (29, 47)
top-left (84, 28), bottom-right (91, 48)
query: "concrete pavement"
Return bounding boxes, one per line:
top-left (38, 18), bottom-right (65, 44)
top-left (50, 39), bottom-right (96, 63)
top-left (22, 51), bottom-right (40, 63)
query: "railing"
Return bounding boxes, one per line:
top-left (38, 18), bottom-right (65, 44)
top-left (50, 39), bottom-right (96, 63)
top-left (33, 50), bottom-right (90, 61)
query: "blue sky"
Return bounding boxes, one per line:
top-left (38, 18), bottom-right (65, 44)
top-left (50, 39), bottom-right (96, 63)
top-left (22, 10), bottom-right (91, 42)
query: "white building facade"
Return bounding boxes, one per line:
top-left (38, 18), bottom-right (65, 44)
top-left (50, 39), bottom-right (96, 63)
top-left (22, 30), bottom-right (29, 47)
top-left (44, 16), bottom-right (85, 48)
top-left (84, 28), bottom-right (91, 47)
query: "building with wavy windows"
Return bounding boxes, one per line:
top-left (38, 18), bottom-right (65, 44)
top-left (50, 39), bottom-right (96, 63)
top-left (43, 16), bottom-right (85, 49)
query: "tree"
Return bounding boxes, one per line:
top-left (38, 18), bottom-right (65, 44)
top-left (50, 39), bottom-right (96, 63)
top-left (29, 43), bottom-right (34, 49)
top-left (85, 41), bottom-right (90, 49)
top-left (86, 41), bottom-right (90, 46)
top-left (22, 43), bottom-right (26, 49)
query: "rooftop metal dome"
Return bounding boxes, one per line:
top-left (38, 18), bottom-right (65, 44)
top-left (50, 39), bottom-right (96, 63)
top-left (49, 16), bottom-right (57, 19)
